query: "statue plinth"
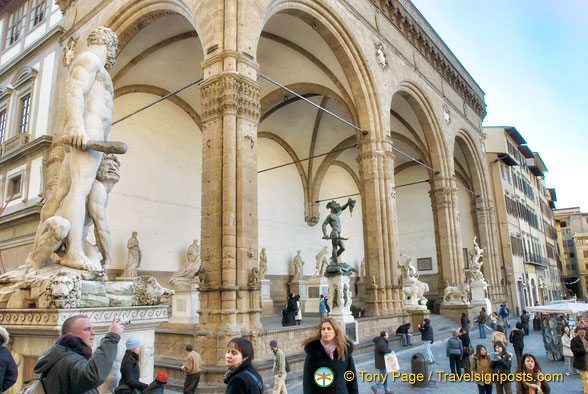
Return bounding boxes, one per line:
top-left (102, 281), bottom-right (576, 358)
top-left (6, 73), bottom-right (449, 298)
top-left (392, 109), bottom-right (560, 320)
top-left (304, 275), bottom-right (328, 315)
top-left (169, 280), bottom-right (199, 325)
top-left (326, 271), bottom-right (357, 343)
top-left (260, 279), bottom-right (274, 315)
top-left (469, 279), bottom-right (492, 314)
top-left (289, 280), bottom-right (307, 300)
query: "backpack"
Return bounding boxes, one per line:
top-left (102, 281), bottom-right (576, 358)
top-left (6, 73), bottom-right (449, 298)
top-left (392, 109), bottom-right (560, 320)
top-left (284, 357), bottom-right (291, 373)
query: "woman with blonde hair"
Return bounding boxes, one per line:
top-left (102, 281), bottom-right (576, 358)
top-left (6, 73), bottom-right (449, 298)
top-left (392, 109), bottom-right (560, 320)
top-left (302, 318), bottom-right (358, 393)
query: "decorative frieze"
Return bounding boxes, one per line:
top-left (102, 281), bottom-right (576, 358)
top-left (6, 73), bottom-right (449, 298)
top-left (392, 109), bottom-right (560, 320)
top-left (429, 186), bottom-right (457, 209)
top-left (200, 75), bottom-right (260, 122)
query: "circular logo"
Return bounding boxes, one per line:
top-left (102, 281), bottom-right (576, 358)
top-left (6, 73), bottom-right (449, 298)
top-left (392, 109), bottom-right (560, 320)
top-left (314, 367), bottom-right (334, 387)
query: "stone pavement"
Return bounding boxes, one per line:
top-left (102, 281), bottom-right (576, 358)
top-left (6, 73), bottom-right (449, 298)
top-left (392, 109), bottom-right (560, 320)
top-left (283, 317), bottom-right (583, 394)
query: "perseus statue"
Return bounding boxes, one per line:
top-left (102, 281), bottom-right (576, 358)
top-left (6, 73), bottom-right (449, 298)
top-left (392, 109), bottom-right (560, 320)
top-left (321, 198), bottom-right (356, 263)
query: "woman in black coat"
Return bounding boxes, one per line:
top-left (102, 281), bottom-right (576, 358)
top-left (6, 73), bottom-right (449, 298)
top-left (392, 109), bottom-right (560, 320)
top-left (302, 318), bottom-right (358, 394)
top-left (224, 337), bottom-right (263, 394)
top-left (509, 322), bottom-right (525, 365)
top-left (0, 326), bottom-right (17, 393)
top-left (116, 337), bottom-right (148, 393)
top-left (490, 342), bottom-right (512, 394)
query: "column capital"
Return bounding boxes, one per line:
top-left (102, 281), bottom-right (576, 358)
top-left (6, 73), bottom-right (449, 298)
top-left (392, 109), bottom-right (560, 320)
top-left (200, 73), bottom-right (261, 122)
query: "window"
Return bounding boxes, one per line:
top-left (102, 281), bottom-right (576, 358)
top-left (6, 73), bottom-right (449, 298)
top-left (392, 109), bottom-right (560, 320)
top-left (584, 251), bottom-right (588, 259)
top-left (19, 95), bottom-right (31, 134)
top-left (6, 174), bottom-right (22, 200)
top-left (30, 0), bottom-right (48, 28)
top-left (568, 240), bottom-right (574, 247)
top-left (417, 257), bottom-right (433, 271)
top-left (571, 253), bottom-right (575, 259)
top-left (5, 4), bottom-right (26, 48)
top-left (561, 221), bottom-right (567, 227)
top-left (0, 110), bottom-right (6, 143)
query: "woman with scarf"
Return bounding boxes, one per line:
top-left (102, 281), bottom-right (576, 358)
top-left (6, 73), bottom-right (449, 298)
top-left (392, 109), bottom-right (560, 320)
top-left (515, 354), bottom-right (550, 394)
top-left (472, 344), bottom-right (493, 394)
top-left (115, 337), bottom-right (148, 393)
top-left (302, 318), bottom-right (358, 393)
top-left (224, 337), bottom-right (263, 394)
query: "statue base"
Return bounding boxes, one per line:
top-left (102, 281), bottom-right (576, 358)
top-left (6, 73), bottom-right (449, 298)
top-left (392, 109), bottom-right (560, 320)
top-left (327, 273), bottom-right (358, 343)
top-left (169, 280), bottom-right (199, 324)
top-left (470, 280), bottom-right (492, 314)
top-left (440, 302), bottom-right (487, 326)
top-left (260, 279), bottom-right (274, 315)
top-left (408, 309), bottom-right (431, 330)
top-left (289, 280), bottom-right (307, 300)
top-left (0, 305), bottom-right (168, 393)
top-left (304, 276), bottom-right (328, 315)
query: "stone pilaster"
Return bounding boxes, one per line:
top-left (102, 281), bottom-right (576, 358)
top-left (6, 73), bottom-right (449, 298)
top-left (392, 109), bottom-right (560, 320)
top-left (357, 138), bottom-right (401, 316)
top-left (197, 53), bottom-right (262, 380)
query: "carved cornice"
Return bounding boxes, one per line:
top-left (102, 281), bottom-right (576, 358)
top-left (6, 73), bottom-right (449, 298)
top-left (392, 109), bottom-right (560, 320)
top-left (381, 0), bottom-right (486, 119)
top-left (238, 79), bottom-right (261, 121)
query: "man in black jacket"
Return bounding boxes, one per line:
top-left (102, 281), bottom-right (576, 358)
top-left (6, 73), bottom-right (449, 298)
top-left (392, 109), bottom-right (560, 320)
top-left (418, 319), bottom-right (434, 364)
top-left (371, 331), bottom-right (393, 394)
top-left (571, 326), bottom-right (588, 393)
top-left (520, 310), bottom-right (530, 336)
top-left (286, 293), bottom-right (297, 326)
top-left (395, 323), bottom-right (412, 346)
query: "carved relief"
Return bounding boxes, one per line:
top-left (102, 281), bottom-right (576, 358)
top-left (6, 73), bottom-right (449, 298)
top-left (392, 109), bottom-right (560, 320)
top-left (133, 276), bottom-right (174, 306)
top-left (46, 270), bottom-right (81, 309)
top-left (63, 36), bottom-right (78, 68)
top-left (429, 186), bottom-right (457, 209)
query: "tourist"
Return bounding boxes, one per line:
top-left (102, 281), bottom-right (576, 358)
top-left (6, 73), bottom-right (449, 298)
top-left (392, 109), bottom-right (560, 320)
top-left (286, 293), bottom-right (297, 326)
top-left (490, 342), bottom-right (512, 394)
top-left (458, 328), bottom-right (472, 374)
top-left (490, 312), bottom-right (499, 331)
top-left (302, 318), bottom-right (358, 393)
top-left (371, 331), bottom-right (392, 394)
top-left (295, 295), bottom-right (303, 325)
top-left (491, 325), bottom-right (507, 348)
top-left (561, 325), bottom-right (574, 376)
top-left (0, 326), bottom-right (17, 392)
top-left (516, 354), bottom-right (550, 394)
top-left (143, 372), bottom-right (168, 394)
top-left (33, 315), bottom-right (125, 393)
top-left (446, 329), bottom-right (463, 376)
top-left (498, 304), bottom-right (510, 328)
top-left (395, 322), bottom-right (412, 346)
top-left (281, 303), bottom-right (288, 327)
top-left (224, 337), bottom-right (264, 394)
top-left (181, 344), bottom-right (201, 394)
top-left (319, 295), bottom-right (328, 320)
top-left (520, 310), bottom-right (530, 336)
top-left (115, 337), bottom-right (148, 393)
top-left (418, 319), bottom-right (435, 364)
top-left (509, 323), bottom-right (525, 365)
top-left (461, 313), bottom-right (470, 330)
top-left (472, 344), bottom-right (492, 394)
top-left (571, 326), bottom-right (588, 393)
top-left (270, 340), bottom-right (287, 394)
top-left (477, 308), bottom-right (488, 339)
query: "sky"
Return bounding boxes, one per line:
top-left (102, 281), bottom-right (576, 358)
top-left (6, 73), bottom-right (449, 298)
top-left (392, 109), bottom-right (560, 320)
top-left (410, 0), bottom-right (588, 211)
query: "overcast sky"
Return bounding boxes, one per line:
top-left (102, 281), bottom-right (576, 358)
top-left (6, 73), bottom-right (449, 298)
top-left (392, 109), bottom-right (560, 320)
top-left (410, 0), bottom-right (588, 211)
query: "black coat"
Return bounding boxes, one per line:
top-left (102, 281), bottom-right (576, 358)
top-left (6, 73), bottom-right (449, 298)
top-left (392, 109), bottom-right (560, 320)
top-left (459, 332), bottom-right (471, 348)
top-left (0, 347), bottom-right (17, 392)
top-left (395, 323), bottom-right (410, 335)
top-left (520, 314), bottom-right (530, 326)
top-left (118, 351), bottom-right (148, 391)
top-left (509, 329), bottom-right (525, 349)
top-left (490, 350), bottom-right (511, 374)
top-left (460, 315), bottom-right (469, 329)
top-left (303, 339), bottom-right (358, 394)
top-left (373, 336), bottom-right (391, 370)
top-left (224, 358), bottom-right (263, 394)
top-left (571, 335), bottom-right (587, 371)
top-left (419, 323), bottom-right (434, 343)
top-left (142, 381), bottom-right (165, 394)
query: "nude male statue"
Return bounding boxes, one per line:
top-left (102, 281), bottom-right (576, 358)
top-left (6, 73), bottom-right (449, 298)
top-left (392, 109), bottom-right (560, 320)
top-left (27, 27), bottom-right (119, 272)
top-left (321, 198), bottom-right (355, 263)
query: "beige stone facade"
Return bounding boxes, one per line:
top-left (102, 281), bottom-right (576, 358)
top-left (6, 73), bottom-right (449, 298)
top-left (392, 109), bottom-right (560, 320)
top-left (554, 207), bottom-right (588, 297)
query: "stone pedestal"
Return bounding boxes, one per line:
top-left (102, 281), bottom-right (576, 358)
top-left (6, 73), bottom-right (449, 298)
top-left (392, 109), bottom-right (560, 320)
top-left (304, 276), bottom-right (328, 315)
top-left (0, 305), bottom-right (168, 394)
top-left (260, 279), bottom-right (274, 315)
top-left (327, 273), bottom-right (358, 343)
top-left (408, 309), bottom-right (431, 330)
top-left (470, 280), bottom-right (492, 314)
top-left (440, 302), bottom-right (487, 327)
top-left (170, 281), bottom-right (199, 325)
top-left (289, 280), bottom-right (307, 300)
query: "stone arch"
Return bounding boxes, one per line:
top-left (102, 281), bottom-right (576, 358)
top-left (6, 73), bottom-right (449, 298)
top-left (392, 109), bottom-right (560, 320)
top-left (454, 129), bottom-right (487, 197)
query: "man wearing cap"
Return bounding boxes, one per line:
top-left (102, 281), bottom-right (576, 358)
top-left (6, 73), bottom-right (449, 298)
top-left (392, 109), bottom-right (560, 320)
top-left (270, 340), bottom-right (287, 394)
top-left (571, 326), bottom-right (588, 393)
top-left (33, 314), bottom-right (126, 393)
top-left (143, 372), bottom-right (168, 394)
top-left (181, 344), bottom-right (201, 393)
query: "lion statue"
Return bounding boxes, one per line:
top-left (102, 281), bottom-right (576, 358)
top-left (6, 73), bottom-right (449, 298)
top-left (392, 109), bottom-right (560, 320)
top-left (133, 276), bottom-right (174, 306)
top-left (443, 283), bottom-right (470, 304)
top-left (46, 270), bottom-right (81, 309)
top-left (402, 280), bottom-right (429, 309)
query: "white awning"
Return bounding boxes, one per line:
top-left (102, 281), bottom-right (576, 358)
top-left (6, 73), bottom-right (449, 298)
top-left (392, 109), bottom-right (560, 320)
top-left (526, 302), bottom-right (588, 314)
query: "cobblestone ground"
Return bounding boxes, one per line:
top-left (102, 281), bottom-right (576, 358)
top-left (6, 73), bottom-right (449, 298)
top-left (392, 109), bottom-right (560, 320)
top-left (285, 319), bottom-right (584, 394)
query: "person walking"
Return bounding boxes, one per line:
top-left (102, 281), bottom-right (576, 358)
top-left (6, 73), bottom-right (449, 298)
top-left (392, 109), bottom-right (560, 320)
top-left (561, 325), bottom-right (574, 376)
top-left (515, 354), bottom-right (550, 394)
top-left (498, 304), bottom-right (510, 328)
top-left (319, 295), bottom-right (328, 320)
top-left (142, 372), bottom-right (168, 394)
top-left (371, 331), bottom-right (393, 394)
top-left (490, 342), bottom-right (512, 394)
top-left (491, 325), bottom-right (507, 348)
top-left (458, 328), bottom-right (472, 374)
top-left (477, 308), bottom-right (488, 339)
top-left (0, 326), bottom-right (17, 393)
top-left (446, 329), bottom-right (463, 376)
top-left (571, 325), bottom-right (588, 393)
top-left (509, 323), bottom-right (525, 365)
top-left (181, 344), bottom-right (201, 394)
top-left (295, 295), bottom-right (303, 326)
top-left (472, 345), bottom-right (493, 394)
top-left (490, 312), bottom-right (499, 332)
top-left (224, 337), bottom-right (264, 394)
top-left (460, 313), bottom-right (470, 330)
top-left (418, 319), bottom-right (435, 364)
top-left (270, 340), bottom-right (287, 394)
top-left (286, 293), bottom-right (297, 326)
top-left (395, 323), bottom-right (412, 346)
top-left (115, 337), bottom-right (148, 393)
top-left (302, 318), bottom-right (358, 393)
top-left (520, 310), bottom-right (530, 336)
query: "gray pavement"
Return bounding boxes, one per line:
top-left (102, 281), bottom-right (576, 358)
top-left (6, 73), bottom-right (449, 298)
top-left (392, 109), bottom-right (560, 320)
top-left (285, 318), bottom-right (583, 394)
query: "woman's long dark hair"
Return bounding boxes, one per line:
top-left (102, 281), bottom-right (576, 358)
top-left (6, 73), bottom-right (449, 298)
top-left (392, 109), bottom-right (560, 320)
top-left (516, 353), bottom-right (542, 375)
top-left (474, 344), bottom-right (487, 358)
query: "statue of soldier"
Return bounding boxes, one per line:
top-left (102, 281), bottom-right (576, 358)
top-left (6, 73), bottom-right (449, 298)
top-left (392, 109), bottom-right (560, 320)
top-left (321, 198), bottom-right (356, 264)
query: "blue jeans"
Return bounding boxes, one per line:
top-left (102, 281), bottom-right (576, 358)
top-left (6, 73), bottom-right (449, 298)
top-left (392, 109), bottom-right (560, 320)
top-left (479, 323), bottom-right (486, 338)
top-left (399, 333), bottom-right (411, 346)
top-left (373, 369), bottom-right (391, 392)
top-left (423, 340), bottom-right (434, 362)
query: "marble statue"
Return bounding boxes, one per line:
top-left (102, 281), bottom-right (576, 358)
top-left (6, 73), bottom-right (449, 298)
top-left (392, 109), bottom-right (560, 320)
top-left (322, 198), bottom-right (355, 264)
top-left (468, 236), bottom-right (485, 282)
top-left (375, 43), bottom-right (388, 68)
top-left (26, 27), bottom-right (121, 273)
top-left (360, 258), bottom-right (366, 279)
top-left (343, 284), bottom-right (349, 307)
top-left (402, 280), bottom-right (429, 309)
top-left (169, 240), bottom-right (201, 286)
top-left (249, 267), bottom-right (260, 285)
top-left (443, 282), bottom-right (470, 304)
top-left (259, 247), bottom-right (267, 279)
top-left (133, 276), bottom-right (174, 306)
top-left (371, 275), bottom-right (378, 287)
top-left (315, 246), bottom-right (329, 276)
top-left (292, 250), bottom-right (305, 281)
top-left (46, 270), bottom-right (81, 309)
top-left (121, 232), bottom-right (141, 278)
top-left (333, 286), bottom-right (339, 308)
top-left (198, 267), bottom-right (208, 284)
top-left (399, 253), bottom-right (419, 283)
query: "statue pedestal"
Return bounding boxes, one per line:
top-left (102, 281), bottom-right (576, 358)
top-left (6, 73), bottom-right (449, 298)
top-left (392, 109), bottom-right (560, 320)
top-left (326, 273), bottom-right (358, 343)
top-left (408, 309), bottom-right (431, 331)
top-left (470, 280), bottom-right (492, 314)
top-left (304, 276), bottom-right (328, 315)
top-left (0, 305), bottom-right (168, 394)
top-left (289, 280), bottom-right (307, 300)
top-left (170, 280), bottom-right (199, 324)
top-left (260, 279), bottom-right (274, 315)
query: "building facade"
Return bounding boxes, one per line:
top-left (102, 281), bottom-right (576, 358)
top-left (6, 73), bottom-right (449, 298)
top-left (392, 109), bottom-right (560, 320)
top-left (554, 207), bottom-right (588, 298)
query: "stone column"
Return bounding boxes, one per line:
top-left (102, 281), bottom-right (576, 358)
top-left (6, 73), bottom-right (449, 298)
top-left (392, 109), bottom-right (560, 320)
top-left (197, 53), bottom-right (262, 382)
top-left (357, 138), bottom-right (401, 315)
top-left (475, 197), bottom-right (505, 301)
